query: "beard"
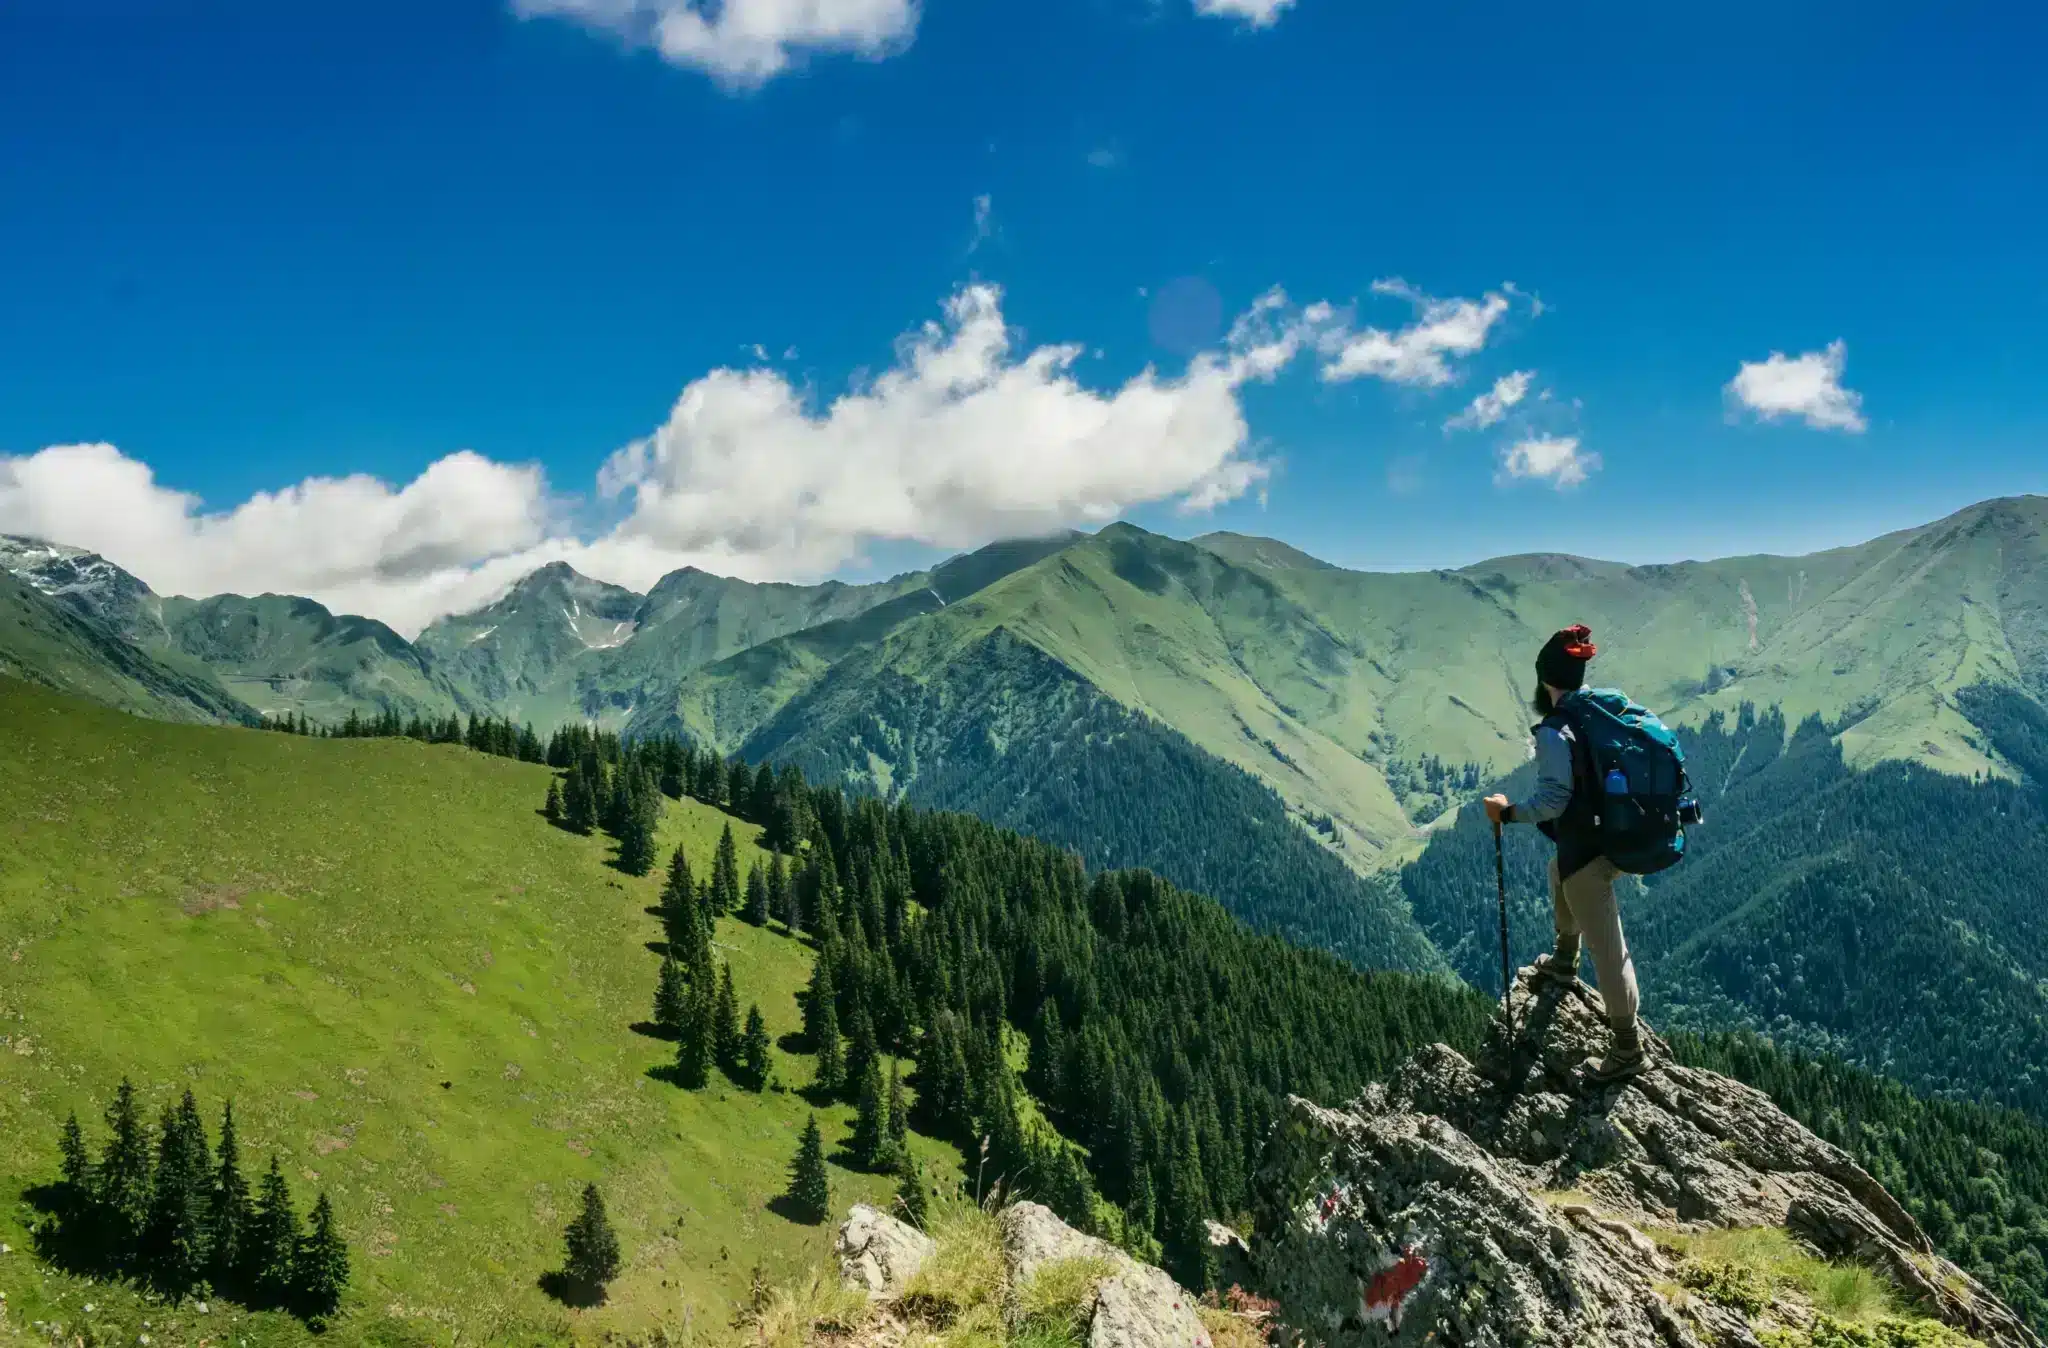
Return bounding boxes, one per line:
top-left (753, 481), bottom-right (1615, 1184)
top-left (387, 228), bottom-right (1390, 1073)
top-left (1532, 682), bottom-right (1555, 716)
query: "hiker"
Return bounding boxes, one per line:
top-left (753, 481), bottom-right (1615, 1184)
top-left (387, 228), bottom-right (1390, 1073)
top-left (1483, 624), bottom-right (1647, 1082)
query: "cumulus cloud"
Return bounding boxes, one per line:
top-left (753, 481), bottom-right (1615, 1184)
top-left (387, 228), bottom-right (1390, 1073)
top-left (1319, 279), bottom-right (1516, 388)
top-left (1497, 435), bottom-right (1599, 490)
top-left (1, 283), bottom-right (1329, 637)
top-left (511, 0), bottom-right (919, 89)
top-left (1447, 369), bottom-right (1533, 431)
top-left (1193, 0), bottom-right (1297, 26)
top-left (1724, 339), bottom-right (1866, 433)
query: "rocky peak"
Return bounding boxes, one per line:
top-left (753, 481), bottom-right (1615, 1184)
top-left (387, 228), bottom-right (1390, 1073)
top-left (0, 533), bottom-right (164, 643)
top-left (1247, 969), bottom-right (2040, 1347)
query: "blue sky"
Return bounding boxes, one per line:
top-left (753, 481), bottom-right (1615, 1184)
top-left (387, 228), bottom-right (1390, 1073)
top-left (2, 0), bottom-right (2045, 630)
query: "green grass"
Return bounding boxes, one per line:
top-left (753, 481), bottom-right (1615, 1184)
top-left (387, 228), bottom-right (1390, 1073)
top-left (0, 679), bottom-right (955, 1346)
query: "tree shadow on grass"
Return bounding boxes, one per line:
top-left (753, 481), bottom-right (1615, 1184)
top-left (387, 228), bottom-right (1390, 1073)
top-left (538, 1270), bottom-right (607, 1308)
top-left (765, 1193), bottom-right (826, 1227)
top-left (776, 1031), bottom-right (811, 1055)
top-left (630, 1020), bottom-right (674, 1042)
top-left (643, 905), bottom-right (667, 920)
top-left (643, 940), bottom-right (670, 957)
top-left (795, 1081), bottom-right (843, 1111)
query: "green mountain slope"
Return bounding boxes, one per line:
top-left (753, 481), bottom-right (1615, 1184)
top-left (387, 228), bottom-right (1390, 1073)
top-left (0, 535), bottom-right (469, 725)
top-left (417, 561), bottom-right (936, 731)
top-left (158, 593), bottom-right (469, 722)
top-left (0, 679), bottom-right (943, 1345)
top-left (1397, 687), bottom-right (2048, 1114)
top-left (740, 626), bottom-right (1446, 971)
top-left (0, 569), bottom-right (257, 726)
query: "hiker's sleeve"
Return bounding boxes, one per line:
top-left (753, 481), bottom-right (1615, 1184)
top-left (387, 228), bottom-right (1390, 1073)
top-left (1508, 726), bottom-right (1574, 824)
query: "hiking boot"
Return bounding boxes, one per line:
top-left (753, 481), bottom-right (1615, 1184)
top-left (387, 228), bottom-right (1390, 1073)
top-left (1587, 1022), bottom-right (1646, 1084)
top-left (1532, 939), bottom-right (1582, 990)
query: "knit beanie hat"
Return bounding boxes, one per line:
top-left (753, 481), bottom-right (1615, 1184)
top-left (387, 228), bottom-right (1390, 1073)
top-left (1536, 624), bottom-right (1597, 690)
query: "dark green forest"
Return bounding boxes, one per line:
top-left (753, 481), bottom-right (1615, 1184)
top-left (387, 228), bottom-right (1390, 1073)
top-left (742, 629), bottom-right (1442, 974)
top-left (544, 719), bottom-right (1490, 1291)
top-left (1400, 687), bottom-right (2048, 1116)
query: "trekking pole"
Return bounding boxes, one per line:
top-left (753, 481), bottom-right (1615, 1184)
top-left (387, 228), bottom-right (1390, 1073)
top-left (1493, 819), bottom-right (1513, 1036)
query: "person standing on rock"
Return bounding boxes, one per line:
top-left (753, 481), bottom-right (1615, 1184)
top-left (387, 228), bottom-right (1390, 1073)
top-left (1483, 625), bottom-right (1648, 1083)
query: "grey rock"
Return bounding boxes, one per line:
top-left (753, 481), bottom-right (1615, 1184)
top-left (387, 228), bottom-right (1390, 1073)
top-left (999, 1203), bottom-right (1214, 1348)
top-left (1091, 1262), bottom-right (1213, 1348)
top-left (1001, 1201), bottom-right (1123, 1285)
top-left (1205, 1220), bottom-right (1256, 1295)
top-left (1248, 969), bottom-right (2041, 1348)
top-left (836, 1203), bottom-right (936, 1300)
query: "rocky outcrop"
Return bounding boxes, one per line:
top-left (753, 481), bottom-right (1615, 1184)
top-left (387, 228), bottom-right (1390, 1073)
top-left (998, 1203), bottom-right (1214, 1348)
top-left (836, 1204), bottom-right (937, 1299)
top-left (1248, 969), bottom-right (2040, 1348)
top-left (834, 1201), bottom-right (1213, 1348)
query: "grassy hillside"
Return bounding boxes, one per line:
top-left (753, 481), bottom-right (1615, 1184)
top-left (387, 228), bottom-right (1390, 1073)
top-left (0, 680), bottom-right (953, 1346)
top-left (0, 570), bottom-right (257, 728)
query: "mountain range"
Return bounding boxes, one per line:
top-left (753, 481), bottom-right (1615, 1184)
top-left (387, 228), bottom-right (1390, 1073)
top-left (6, 495), bottom-right (2043, 855)
top-left (4, 498), bottom-right (2047, 1126)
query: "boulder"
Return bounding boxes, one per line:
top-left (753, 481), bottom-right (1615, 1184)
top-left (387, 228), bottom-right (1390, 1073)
top-left (997, 1202), bottom-right (1213, 1348)
top-left (1248, 969), bottom-right (2041, 1348)
top-left (836, 1203), bottom-right (936, 1300)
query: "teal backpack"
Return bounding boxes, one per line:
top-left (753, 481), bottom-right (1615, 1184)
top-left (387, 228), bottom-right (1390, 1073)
top-left (1554, 688), bottom-right (1701, 875)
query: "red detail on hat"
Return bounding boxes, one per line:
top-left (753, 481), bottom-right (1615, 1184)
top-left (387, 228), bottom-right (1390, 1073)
top-left (1560, 624), bottom-right (1597, 660)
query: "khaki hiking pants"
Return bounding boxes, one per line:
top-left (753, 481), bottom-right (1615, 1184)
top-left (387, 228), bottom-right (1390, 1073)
top-left (1549, 857), bottom-right (1640, 1034)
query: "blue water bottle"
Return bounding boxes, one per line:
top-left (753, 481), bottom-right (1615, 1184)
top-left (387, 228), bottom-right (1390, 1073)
top-left (1603, 766), bottom-right (1628, 796)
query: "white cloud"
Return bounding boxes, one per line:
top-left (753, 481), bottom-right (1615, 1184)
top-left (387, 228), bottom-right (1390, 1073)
top-left (1087, 147), bottom-right (1121, 169)
top-left (1447, 369), bottom-right (1533, 431)
top-left (1725, 339), bottom-right (1866, 433)
top-left (2, 284), bottom-right (1329, 637)
top-left (0, 444), bottom-right (555, 635)
top-left (1193, 0), bottom-right (1296, 27)
top-left (511, 0), bottom-right (919, 90)
top-left (1319, 279), bottom-right (1515, 388)
top-left (1498, 435), bottom-right (1599, 490)
top-left (970, 194), bottom-right (993, 251)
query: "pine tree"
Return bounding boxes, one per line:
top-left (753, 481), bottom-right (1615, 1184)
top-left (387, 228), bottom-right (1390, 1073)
top-left (710, 824), bottom-right (741, 915)
top-left (741, 1005), bottom-right (772, 1092)
top-left (714, 965), bottom-right (742, 1074)
top-left (887, 1060), bottom-right (909, 1150)
top-left (618, 804), bottom-right (657, 876)
top-left (845, 1005), bottom-right (879, 1104)
top-left (769, 852), bottom-right (795, 932)
top-left (544, 778), bottom-right (563, 825)
top-left (894, 1149), bottom-right (929, 1230)
top-left (143, 1089), bottom-right (212, 1293)
top-left (784, 1116), bottom-right (830, 1225)
top-left (808, 961), bottom-right (845, 1096)
top-left (58, 1111), bottom-right (91, 1210)
top-left (249, 1155), bottom-right (301, 1307)
top-left (96, 1077), bottom-right (153, 1270)
top-left (563, 763), bottom-right (596, 834)
top-left (675, 981), bottom-right (714, 1089)
top-left (211, 1100), bottom-right (253, 1295)
top-left (743, 863), bottom-right (770, 926)
top-left (653, 955), bottom-right (687, 1038)
top-left (294, 1192), bottom-right (350, 1321)
top-left (849, 1059), bottom-right (891, 1170)
top-left (561, 1182), bottom-right (622, 1303)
